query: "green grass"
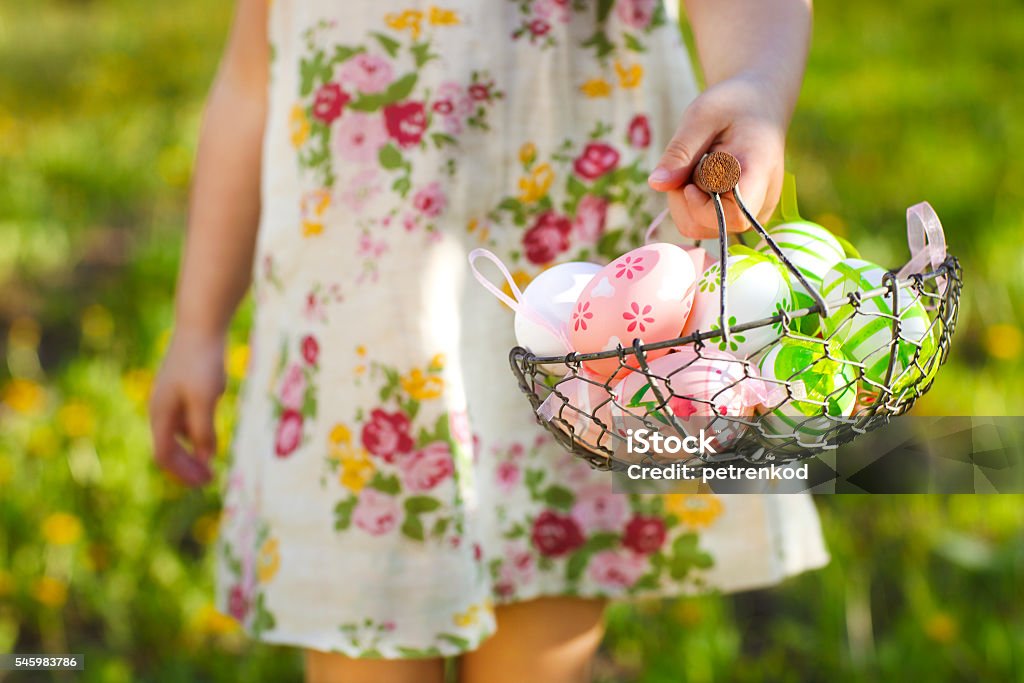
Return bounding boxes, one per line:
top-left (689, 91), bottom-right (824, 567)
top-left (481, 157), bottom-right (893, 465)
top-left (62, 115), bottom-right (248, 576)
top-left (0, 0), bottom-right (1022, 681)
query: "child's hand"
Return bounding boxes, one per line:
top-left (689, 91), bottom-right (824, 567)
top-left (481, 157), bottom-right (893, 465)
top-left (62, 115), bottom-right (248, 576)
top-left (647, 74), bottom-right (787, 239)
top-left (149, 332), bottom-right (226, 487)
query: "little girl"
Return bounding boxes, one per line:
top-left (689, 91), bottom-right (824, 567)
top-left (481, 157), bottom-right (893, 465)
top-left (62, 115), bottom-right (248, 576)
top-left (150, 1), bottom-right (827, 681)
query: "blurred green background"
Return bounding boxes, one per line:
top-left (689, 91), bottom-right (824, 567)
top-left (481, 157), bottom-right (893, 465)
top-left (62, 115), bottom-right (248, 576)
top-left (0, 0), bottom-right (1021, 681)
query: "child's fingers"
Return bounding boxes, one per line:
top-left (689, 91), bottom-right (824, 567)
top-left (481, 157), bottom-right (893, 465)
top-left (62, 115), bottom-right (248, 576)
top-left (185, 391), bottom-right (218, 462)
top-left (647, 99), bottom-right (720, 192)
top-left (150, 385), bottom-right (214, 487)
top-left (679, 184), bottom-right (748, 238)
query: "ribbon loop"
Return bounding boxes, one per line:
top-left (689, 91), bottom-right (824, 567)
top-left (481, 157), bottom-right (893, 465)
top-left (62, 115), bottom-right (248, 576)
top-left (897, 202), bottom-right (947, 284)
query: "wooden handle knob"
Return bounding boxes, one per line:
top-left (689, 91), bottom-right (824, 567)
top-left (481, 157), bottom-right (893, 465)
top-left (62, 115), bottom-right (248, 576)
top-left (693, 151), bottom-right (741, 194)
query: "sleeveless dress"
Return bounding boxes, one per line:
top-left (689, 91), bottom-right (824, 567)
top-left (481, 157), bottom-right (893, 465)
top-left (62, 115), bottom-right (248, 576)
top-left (216, 0), bottom-right (829, 658)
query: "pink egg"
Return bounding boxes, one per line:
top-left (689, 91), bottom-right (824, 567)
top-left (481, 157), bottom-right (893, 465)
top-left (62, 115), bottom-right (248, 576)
top-left (569, 243), bottom-right (696, 380)
top-left (537, 373), bottom-right (618, 453)
top-left (611, 348), bottom-right (765, 455)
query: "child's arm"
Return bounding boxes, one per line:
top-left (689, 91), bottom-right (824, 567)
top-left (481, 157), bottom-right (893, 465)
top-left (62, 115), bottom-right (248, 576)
top-left (648, 0), bottom-right (813, 238)
top-left (149, 0), bottom-right (268, 486)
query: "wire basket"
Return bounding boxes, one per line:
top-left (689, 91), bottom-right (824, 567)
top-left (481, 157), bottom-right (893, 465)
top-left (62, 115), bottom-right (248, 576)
top-left (508, 153), bottom-right (962, 471)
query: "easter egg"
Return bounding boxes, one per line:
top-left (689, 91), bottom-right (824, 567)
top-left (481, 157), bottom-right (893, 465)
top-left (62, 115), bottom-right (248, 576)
top-left (514, 261), bottom-right (602, 371)
top-left (612, 348), bottom-right (765, 456)
top-left (756, 338), bottom-right (858, 450)
top-left (537, 373), bottom-right (617, 452)
top-left (755, 221), bottom-right (845, 336)
top-left (569, 243), bottom-right (696, 380)
top-left (820, 259), bottom-right (937, 393)
top-left (682, 253), bottom-right (793, 358)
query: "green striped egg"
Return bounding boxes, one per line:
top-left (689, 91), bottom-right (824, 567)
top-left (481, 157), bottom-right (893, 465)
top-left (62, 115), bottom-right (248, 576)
top-left (756, 221), bottom-right (845, 336)
top-left (820, 259), bottom-right (937, 389)
top-left (756, 337), bottom-right (858, 448)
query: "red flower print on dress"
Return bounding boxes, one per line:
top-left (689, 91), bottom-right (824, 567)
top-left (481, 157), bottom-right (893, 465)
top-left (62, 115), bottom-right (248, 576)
top-left (398, 441), bottom-right (454, 492)
top-left (627, 114), bottom-right (651, 148)
top-left (615, 0), bottom-right (658, 30)
top-left (529, 19), bottom-right (551, 37)
top-left (352, 489), bottom-right (400, 536)
top-left (383, 101), bottom-right (428, 148)
top-left (228, 584), bottom-right (250, 620)
top-left (531, 510), bottom-right (585, 557)
top-left (468, 82), bottom-right (493, 101)
top-left (312, 82), bottom-right (351, 124)
top-left (572, 301), bottom-right (594, 332)
top-left (523, 210), bottom-right (572, 264)
top-left (361, 408), bottom-right (415, 462)
top-left (573, 142), bottom-right (620, 180)
top-left (622, 515), bottom-right (667, 555)
top-left (623, 302), bottom-right (655, 333)
top-left (301, 335), bottom-right (319, 365)
top-left (279, 364), bottom-right (306, 411)
top-left (275, 409), bottom-right (304, 457)
top-left (587, 549), bottom-right (647, 588)
top-left (614, 255), bottom-right (645, 280)
top-left (412, 182), bottom-right (447, 218)
top-left (495, 460), bottom-right (521, 493)
top-left (338, 53), bottom-right (394, 94)
top-left (572, 195), bottom-right (609, 242)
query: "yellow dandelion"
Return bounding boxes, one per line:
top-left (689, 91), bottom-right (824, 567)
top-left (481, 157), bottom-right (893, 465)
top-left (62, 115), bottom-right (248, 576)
top-left (227, 343), bottom-right (250, 380)
top-left (428, 6), bottom-right (460, 26)
top-left (195, 603), bottom-right (240, 635)
top-left (339, 450), bottom-right (376, 493)
top-left (289, 104), bottom-right (310, 148)
top-left (42, 512), bottom-right (84, 546)
top-left (31, 576), bottom-right (68, 608)
top-left (385, 9), bottom-right (424, 40)
top-left (664, 494), bottom-right (724, 529)
top-left (428, 354), bottom-right (445, 372)
top-left (3, 378), bottom-right (46, 415)
top-left (924, 612), bottom-right (958, 644)
top-left (8, 316), bottom-right (41, 349)
top-left (122, 368), bottom-right (154, 408)
top-left (500, 270), bottom-right (532, 310)
top-left (191, 512), bottom-right (221, 546)
top-left (580, 78), bottom-right (613, 98)
top-left (614, 61), bottom-right (643, 89)
top-left (518, 162), bottom-right (555, 203)
top-left (984, 323), bottom-right (1022, 361)
top-left (329, 423), bottom-right (352, 445)
top-left (81, 304), bottom-right (114, 342)
top-left (58, 400), bottom-right (95, 439)
top-left (0, 569), bottom-right (13, 597)
top-left (258, 538), bottom-right (281, 583)
top-left (401, 368), bottom-right (444, 401)
top-left (519, 142), bottom-right (537, 167)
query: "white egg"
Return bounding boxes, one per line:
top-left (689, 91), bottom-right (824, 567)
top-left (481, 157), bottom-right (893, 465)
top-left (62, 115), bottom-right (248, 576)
top-left (514, 262), bottom-right (602, 367)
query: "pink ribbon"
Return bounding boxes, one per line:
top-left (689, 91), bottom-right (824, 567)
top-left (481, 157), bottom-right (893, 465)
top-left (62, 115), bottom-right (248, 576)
top-left (643, 207), bottom-right (671, 244)
top-left (467, 248), bottom-right (573, 354)
top-left (896, 201), bottom-right (947, 289)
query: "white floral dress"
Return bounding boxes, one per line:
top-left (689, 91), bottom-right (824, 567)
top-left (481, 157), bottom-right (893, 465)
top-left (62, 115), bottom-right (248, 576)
top-left (216, 0), bottom-right (829, 658)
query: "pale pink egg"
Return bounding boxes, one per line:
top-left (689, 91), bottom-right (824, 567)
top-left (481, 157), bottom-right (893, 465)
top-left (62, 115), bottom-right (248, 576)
top-left (611, 348), bottom-right (765, 456)
top-left (569, 243), bottom-right (696, 380)
top-left (536, 373), bottom-right (618, 453)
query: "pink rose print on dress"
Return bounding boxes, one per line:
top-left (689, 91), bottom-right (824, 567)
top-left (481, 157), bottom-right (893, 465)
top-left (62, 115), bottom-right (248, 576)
top-left (274, 409), bottom-right (304, 457)
top-left (587, 549), bottom-right (647, 589)
top-left (573, 142), bottom-right (620, 180)
top-left (301, 335), bottom-right (319, 365)
top-left (615, 0), bottom-right (658, 30)
top-left (523, 210), bottom-right (572, 264)
top-left (338, 53), bottom-right (394, 94)
top-left (622, 515), bottom-right (667, 555)
top-left (412, 182), bottom-right (447, 218)
top-left (279, 364), bottom-right (307, 411)
top-left (312, 82), bottom-right (351, 124)
top-left (361, 408), bottom-right (415, 462)
top-left (614, 254), bottom-right (645, 280)
top-left (398, 441), bottom-right (455, 492)
top-left (533, 0), bottom-right (572, 23)
top-left (448, 410), bottom-right (472, 446)
top-left (383, 101), bottom-right (428, 148)
top-left (572, 195), bottom-right (609, 242)
top-left (570, 484), bottom-right (629, 534)
top-left (627, 114), bottom-right (651, 148)
top-left (495, 460), bottom-right (521, 493)
top-left (531, 510), bottom-right (585, 557)
top-left (572, 300), bottom-right (593, 332)
top-left (332, 112), bottom-right (389, 164)
top-left (623, 302), bottom-right (655, 333)
top-left (495, 541), bottom-right (536, 598)
top-left (339, 168), bottom-right (382, 212)
top-left (352, 489), bottom-right (400, 536)
top-left (228, 584), bottom-right (250, 620)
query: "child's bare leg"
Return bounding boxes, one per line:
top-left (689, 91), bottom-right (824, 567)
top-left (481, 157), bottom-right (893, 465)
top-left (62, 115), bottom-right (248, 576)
top-left (304, 649), bottom-right (444, 683)
top-left (459, 596), bottom-right (607, 683)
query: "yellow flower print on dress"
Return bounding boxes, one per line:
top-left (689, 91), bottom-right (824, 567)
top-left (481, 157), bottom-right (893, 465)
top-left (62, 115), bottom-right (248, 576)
top-left (401, 368), bottom-right (444, 401)
top-left (385, 10), bottom-right (424, 39)
top-left (664, 494), bottom-right (724, 529)
top-left (339, 449), bottom-right (376, 493)
top-left (428, 6), bottom-right (460, 26)
top-left (519, 142), bottom-right (537, 167)
top-left (289, 104), bottom-right (310, 148)
top-left (453, 603), bottom-right (483, 627)
top-left (518, 162), bottom-right (555, 203)
top-left (614, 61), bottom-right (644, 89)
top-left (428, 354), bottom-right (446, 372)
top-left (258, 538), bottom-right (281, 583)
top-left (301, 189), bottom-right (331, 237)
top-left (580, 78), bottom-right (613, 98)
top-left (330, 422), bottom-right (353, 445)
